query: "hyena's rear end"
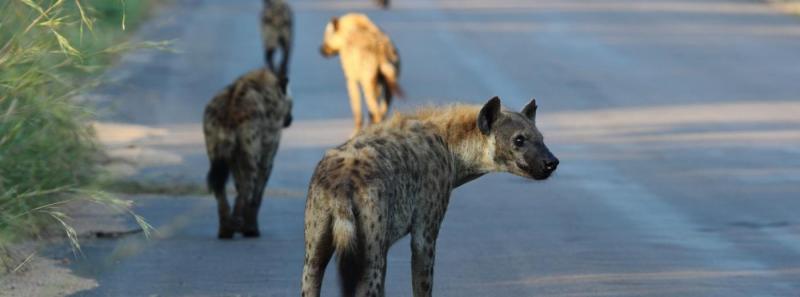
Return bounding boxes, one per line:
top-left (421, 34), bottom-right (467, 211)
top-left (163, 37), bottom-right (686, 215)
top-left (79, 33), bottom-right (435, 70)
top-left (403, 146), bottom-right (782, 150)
top-left (203, 68), bottom-right (292, 239)
top-left (302, 97), bottom-right (559, 296)
top-left (261, 0), bottom-right (293, 78)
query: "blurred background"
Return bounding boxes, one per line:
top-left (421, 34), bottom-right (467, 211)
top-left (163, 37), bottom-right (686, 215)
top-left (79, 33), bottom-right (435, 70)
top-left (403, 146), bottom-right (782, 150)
top-left (2, 0), bottom-right (800, 296)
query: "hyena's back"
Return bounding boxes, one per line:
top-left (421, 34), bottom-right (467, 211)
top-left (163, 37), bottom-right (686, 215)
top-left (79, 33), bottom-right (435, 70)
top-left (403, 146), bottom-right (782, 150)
top-left (203, 70), bottom-right (286, 160)
top-left (261, 0), bottom-right (292, 49)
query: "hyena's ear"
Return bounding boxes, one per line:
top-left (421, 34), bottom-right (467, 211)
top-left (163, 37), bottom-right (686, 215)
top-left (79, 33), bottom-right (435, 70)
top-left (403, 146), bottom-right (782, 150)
top-left (331, 17), bottom-right (340, 31)
top-left (478, 96), bottom-right (502, 135)
top-left (521, 98), bottom-right (537, 123)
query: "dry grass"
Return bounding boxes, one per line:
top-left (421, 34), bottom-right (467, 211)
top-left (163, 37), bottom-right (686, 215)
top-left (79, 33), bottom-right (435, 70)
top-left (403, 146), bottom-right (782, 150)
top-left (0, 0), bottom-right (159, 273)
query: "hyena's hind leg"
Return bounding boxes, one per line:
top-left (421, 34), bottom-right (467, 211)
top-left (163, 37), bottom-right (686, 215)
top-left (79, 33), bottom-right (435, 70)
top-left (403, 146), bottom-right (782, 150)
top-left (265, 48), bottom-right (276, 73)
top-left (362, 77), bottom-right (384, 124)
top-left (278, 36), bottom-right (292, 78)
top-left (205, 130), bottom-right (237, 239)
top-left (376, 74), bottom-right (392, 118)
top-left (346, 80), bottom-right (364, 135)
top-left (243, 161), bottom-right (273, 238)
top-left (352, 222), bottom-right (388, 297)
top-left (207, 156), bottom-right (234, 239)
top-left (230, 148), bottom-right (258, 237)
top-left (301, 196), bottom-right (334, 297)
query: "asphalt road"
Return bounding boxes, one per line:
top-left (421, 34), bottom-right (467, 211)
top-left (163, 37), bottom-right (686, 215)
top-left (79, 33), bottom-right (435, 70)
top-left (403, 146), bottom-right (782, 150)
top-left (68, 0), bottom-right (800, 296)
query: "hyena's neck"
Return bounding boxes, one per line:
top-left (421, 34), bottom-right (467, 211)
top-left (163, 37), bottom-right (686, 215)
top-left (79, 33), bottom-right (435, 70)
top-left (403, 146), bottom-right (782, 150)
top-left (424, 107), bottom-right (495, 188)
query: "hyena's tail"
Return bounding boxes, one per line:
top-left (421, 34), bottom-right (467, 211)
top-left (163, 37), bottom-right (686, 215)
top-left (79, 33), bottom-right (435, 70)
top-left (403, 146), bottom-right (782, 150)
top-left (331, 186), bottom-right (363, 297)
top-left (379, 61), bottom-right (404, 100)
top-left (377, 73), bottom-right (394, 108)
top-left (207, 158), bottom-right (229, 197)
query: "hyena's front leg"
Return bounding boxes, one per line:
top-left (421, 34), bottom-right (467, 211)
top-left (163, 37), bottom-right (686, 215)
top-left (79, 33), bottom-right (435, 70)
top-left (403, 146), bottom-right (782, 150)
top-left (346, 79), bottom-right (363, 136)
top-left (230, 152), bottom-right (257, 237)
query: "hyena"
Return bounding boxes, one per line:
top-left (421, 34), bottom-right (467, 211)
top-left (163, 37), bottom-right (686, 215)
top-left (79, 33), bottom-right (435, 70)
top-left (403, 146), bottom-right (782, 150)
top-left (301, 97), bottom-right (559, 296)
top-left (203, 68), bottom-right (292, 239)
top-left (320, 13), bottom-right (403, 136)
top-left (261, 0), bottom-right (293, 78)
top-left (374, 0), bottom-right (390, 9)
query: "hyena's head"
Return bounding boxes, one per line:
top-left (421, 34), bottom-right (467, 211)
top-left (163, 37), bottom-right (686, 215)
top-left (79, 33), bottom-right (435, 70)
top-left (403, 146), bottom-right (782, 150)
top-left (320, 17), bottom-right (344, 58)
top-left (478, 96), bottom-right (559, 180)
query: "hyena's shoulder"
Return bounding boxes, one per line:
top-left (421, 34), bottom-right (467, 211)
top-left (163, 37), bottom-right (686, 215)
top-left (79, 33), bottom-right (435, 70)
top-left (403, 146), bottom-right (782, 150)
top-left (315, 119), bottom-right (449, 182)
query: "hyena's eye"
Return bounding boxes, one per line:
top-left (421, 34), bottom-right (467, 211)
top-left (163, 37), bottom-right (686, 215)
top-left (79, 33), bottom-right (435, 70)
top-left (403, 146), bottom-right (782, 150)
top-left (513, 135), bottom-right (526, 147)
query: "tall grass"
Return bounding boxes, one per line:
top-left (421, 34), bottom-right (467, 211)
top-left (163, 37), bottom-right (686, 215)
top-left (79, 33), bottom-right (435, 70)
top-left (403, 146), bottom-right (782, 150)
top-left (0, 0), bottom-right (154, 271)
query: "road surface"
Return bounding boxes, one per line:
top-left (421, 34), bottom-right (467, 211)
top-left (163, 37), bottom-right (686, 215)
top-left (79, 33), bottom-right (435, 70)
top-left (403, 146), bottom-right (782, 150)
top-left (67, 0), bottom-right (800, 296)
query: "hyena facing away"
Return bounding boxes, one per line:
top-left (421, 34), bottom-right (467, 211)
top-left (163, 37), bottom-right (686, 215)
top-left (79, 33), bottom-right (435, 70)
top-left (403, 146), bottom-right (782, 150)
top-left (261, 0), bottom-right (293, 78)
top-left (374, 0), bottom-right (390, 9)
top-left (320, 13), bottom-right (403, 136)
top-left (301, 97), bottom-right (559, 297)
top-left (204, 68), bottom-right (292, 239)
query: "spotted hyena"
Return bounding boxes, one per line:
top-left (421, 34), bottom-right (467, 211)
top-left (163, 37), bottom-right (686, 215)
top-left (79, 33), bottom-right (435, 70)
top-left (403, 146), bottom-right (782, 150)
top-left (374, 0), bottom-right (390, 9)
top-left (301, 97), bottom-right (559, 296)
top-left (320, 13), bottom-right (403, 136)
top-left (204, 68), bottom-right (292, 239)
top-left (261, 0), bottom-right (293, 78)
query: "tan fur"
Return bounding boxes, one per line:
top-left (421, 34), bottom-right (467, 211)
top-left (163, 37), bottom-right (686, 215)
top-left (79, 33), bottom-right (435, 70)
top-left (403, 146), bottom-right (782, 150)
top-left (320, 13), bottom-right (402, 136)
top-left (377, 105), bottom-right (498, 173)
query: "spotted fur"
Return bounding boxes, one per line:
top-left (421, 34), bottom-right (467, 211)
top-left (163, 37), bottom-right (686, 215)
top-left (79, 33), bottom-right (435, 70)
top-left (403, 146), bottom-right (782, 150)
top-left (261, 0), bottom-right (293, 78)
top-left (301, 97), bottom-right (559, 297)
top-left (203, 68), bottom-right (292, 239)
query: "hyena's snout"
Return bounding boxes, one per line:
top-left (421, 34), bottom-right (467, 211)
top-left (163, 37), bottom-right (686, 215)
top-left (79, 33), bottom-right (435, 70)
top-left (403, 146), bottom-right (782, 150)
top-left (522, 145), bottom-right (559, 181)
top-left (543, 153), bottom-right (559, 175)
top-left (537, 147), bottom-right (559, 180)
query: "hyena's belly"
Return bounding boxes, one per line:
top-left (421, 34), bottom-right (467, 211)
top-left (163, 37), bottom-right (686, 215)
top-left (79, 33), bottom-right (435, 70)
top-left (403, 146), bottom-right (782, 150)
top-left (386, 192), bottom-right (414, 244)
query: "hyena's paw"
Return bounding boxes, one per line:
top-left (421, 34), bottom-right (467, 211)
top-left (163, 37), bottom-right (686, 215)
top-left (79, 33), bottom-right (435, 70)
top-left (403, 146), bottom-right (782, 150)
top-left (218, 217), bottom-right (242, 239)
top-left (241, 226), bottom-right (260, 238)
top-left (218, 225), bottom-right (236, 239)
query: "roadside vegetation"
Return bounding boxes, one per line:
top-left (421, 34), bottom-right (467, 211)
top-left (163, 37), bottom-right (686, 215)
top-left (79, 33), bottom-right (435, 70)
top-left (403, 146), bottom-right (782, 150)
top-left (0, 0), bottom-right (156, 273)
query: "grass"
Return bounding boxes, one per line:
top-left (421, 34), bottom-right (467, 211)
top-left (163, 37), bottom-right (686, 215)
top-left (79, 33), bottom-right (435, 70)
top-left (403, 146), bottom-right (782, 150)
top-left (0, 0), bottom-right (157, 273)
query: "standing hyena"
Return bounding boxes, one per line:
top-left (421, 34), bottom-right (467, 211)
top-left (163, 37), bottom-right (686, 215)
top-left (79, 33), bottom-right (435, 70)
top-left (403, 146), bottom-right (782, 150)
top-left (374, 0), bottom-right (390, 9)
top-left (203, 68), bottom-right (292, 239)
top-left (301, 97), bottom-right (559, 296)
top-left (261, 0), bottom-right (293, 78)
top-left (320, 13), bottom-right (403, 136)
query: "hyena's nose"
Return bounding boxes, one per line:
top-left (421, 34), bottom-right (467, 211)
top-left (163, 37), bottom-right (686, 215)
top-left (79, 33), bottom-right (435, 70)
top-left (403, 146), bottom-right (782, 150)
top-left (544, 158), bottom-right (559, 173)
